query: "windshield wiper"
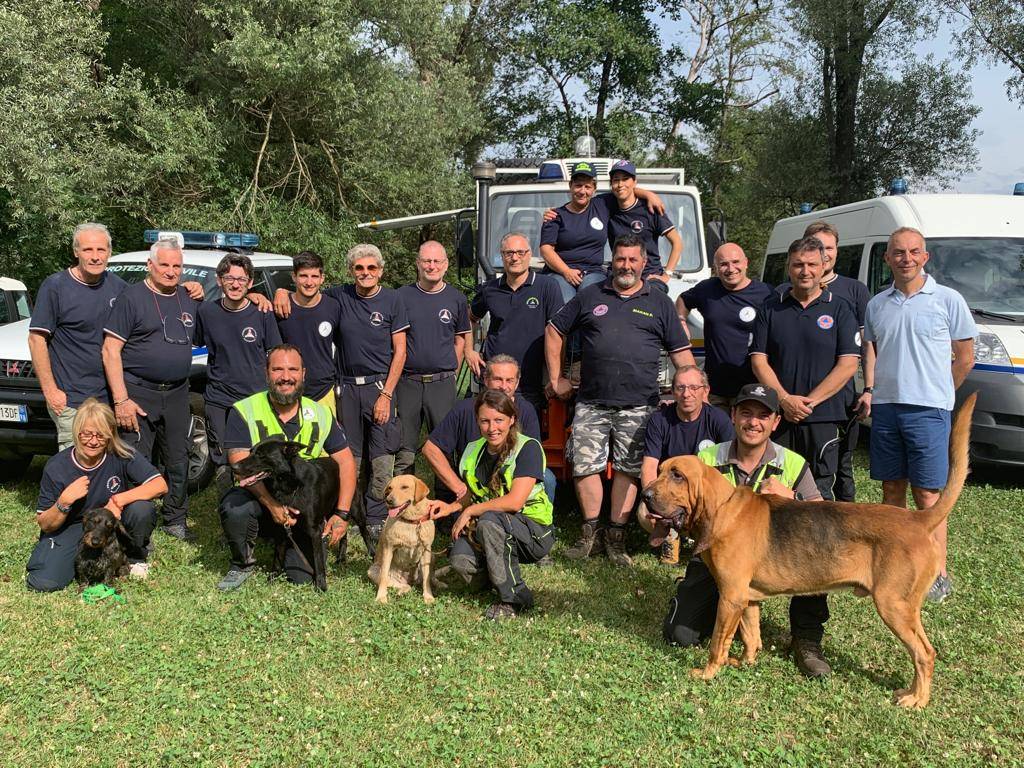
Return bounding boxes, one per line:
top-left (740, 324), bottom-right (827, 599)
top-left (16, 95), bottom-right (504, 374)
top-left (970, 307), bottom-right (1024, 323)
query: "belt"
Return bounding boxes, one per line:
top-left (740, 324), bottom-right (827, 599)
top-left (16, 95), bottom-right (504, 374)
top-left (125, 373), bottom-right (188, 391)
top-left (341, 373), bottom-right (387, 385)
top-left (405, 371), bottom-right (456, 383)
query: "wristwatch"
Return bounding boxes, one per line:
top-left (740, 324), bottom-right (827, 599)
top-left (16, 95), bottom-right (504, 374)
top-left (56, 500), bottom-right (72, 515)
top-left (862, 386), bottom-right (874, 394)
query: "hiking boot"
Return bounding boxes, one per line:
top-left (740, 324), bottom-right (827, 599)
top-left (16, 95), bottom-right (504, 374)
top-left (604, 525), bottom-right (633, 567)
top-left (926, 574), bottom-right (953, 604)
top-left (792, 638), bottom-right (832, 678)
top-left (161, 523), bottom-right (197, 543)
top-left (364, 523), bottom-right (384, 559)
top-left (484, 602), bottom-right (519, 621)
top-left (564, 520), bottom-right (602, 560)
top-left (217, 567), bottom-right (255, 592)
top-left (659, 531), bottom-right (681, 566)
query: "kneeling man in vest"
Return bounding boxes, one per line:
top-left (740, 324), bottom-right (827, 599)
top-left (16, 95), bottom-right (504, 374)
top-left (217, 345), bottom-right (357, 591)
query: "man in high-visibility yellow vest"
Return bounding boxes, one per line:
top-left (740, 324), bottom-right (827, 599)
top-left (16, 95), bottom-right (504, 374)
top-left (216, 345), bottom-right (356, 591)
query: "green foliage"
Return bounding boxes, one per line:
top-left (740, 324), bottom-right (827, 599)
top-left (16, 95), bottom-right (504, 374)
top-left (946, 0), bottom-right (1024, 104)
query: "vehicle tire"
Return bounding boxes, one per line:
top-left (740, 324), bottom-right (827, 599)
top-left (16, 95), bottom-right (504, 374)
top-left (187, 393), bottom-right (214, 493)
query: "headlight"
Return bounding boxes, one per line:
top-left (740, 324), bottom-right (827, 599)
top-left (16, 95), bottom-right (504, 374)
top-left (974, 332), bottom-right (1011, 365)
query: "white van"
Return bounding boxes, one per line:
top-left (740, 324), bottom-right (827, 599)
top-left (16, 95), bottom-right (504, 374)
top-left (764, 191), bottom-right (1024, 467)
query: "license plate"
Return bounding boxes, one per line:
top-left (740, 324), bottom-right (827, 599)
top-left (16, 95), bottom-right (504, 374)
top-left (0, 403), bottom-right (28, 423)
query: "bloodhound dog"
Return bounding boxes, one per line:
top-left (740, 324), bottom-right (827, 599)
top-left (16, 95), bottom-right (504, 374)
top-left (642, 393), bottom-right (977, 709)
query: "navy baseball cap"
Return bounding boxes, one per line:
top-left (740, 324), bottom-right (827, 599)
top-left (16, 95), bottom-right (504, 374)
top-left (610, 159), bottom-right (637, 178)
top-left (571, 161), bottom-right (597, 179)
top-left (734, 383), bottom-right (780, 413)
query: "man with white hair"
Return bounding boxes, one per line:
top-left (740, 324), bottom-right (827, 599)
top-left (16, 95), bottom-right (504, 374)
top-left (102, 235), bottom-right (203, 542)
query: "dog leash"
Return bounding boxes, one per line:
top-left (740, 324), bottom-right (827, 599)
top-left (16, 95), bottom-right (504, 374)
top-left (82, 584), bottom-right (126, 605)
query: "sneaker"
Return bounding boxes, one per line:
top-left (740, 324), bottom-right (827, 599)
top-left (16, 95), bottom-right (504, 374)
top-left (926, 574), bottom-right (953, 604)
top-left (484, 602), bottom-right (519, 621)
top-left (659, 532), bottom-right (681, 566)
top-left (604, 526), bottom-right (633, 567)
top-left (791, 637), bottom-right (832, 678)
top-left (161, 523), bottom-right (197, 543)
top-left (564, 520), bottom-right (602, 560)
top-left (217, 567), bottom-right (255, 592)
top-left (129, 562), bottom-right (150, 580)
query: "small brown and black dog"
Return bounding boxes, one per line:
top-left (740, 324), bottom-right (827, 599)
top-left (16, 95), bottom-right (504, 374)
top-left (642, 392), bottom-right (977, 709)
top-left (75, 508), bottom-right (130, 587)
top-left (367, 475), bottom-right (436, 604)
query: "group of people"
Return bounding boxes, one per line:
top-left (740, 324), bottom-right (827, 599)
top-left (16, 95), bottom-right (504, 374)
top-left (22, 161), bottom-right (977, 655)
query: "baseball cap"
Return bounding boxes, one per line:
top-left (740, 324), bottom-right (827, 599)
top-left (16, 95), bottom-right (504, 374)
top-left (610, 159), bottom-right (637, 178)
top-left (734, 383), bottom-right (779, 413)
top-left (570, 161), bottom-right (597, 179)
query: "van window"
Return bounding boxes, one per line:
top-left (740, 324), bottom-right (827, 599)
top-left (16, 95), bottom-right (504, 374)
top-left (763, 252), bottom-right (788, 288)
top-left (834, 245), bottom-right (863, 279)
top-left (927, 237), bottom-right (1024, 315)
top-left (867, 242), bottom-right (891, 294)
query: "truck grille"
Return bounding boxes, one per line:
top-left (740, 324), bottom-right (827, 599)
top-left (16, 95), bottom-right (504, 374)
top-left (0, 359), bottom-right (35, 379)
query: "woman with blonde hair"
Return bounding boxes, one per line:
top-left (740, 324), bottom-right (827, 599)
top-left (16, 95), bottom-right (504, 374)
top-left (26, 398), bottom-right (167, 591)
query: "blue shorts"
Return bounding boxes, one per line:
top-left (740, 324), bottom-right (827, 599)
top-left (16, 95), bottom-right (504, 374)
top-left (869, 403), bottom-right (951, 489)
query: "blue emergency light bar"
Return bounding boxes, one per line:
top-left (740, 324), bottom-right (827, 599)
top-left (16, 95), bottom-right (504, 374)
top-left (799, 202), bottom-right (813, 214)
top-left (1014, 183), bottom-right (1024, 196)
top-left (143, 230), bottom-right (260, 249)
top-left (537, 162), bottom-right (565, 181)
top-left (889, 177), bottom-right (908, 195)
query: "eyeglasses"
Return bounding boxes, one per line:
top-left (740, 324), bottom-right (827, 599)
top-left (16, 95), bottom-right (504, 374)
top-left (501, 249), bottom-right (530, 258)
top-left (78, 431), bottom-right (109, 444)
top-left (220, 275), bottom-right (250, 284)
top-left (161, 316), bottom-right (192, 345)
top-left (673, 384), bottom-right (707, 393)
top-left (353, 264), bottom-right (381, 273)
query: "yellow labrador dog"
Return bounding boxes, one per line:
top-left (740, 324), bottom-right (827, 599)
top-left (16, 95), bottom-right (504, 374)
top-left (368, 475), bottom-right (436, 604)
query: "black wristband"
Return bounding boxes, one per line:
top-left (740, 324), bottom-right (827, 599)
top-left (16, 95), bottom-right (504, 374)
top-left (862, 386), bottom-right (873, 394)
top-left (335, 509), bottom-right (350, 522)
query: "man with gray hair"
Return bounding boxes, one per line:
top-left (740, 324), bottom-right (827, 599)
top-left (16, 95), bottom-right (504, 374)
top-left (102, 235), bottom-right (203, 542)
top-left (29, 224), bottom-right (203, 449)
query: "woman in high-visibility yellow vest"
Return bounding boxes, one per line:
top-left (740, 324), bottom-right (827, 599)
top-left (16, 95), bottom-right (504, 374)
top-left (425, 389), bottom-right (553, 620)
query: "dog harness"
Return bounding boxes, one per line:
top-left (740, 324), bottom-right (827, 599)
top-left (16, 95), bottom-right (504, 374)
top-left (458, 434), bottom-right (553, 526)
top-left (233, 392), bottom-right (334, 459)
top-left (697, 440), bottom-right (806, 492)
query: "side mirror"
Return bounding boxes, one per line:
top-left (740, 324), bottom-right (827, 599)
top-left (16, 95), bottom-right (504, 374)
top-left (456, 219), bottom-right (475, 270)
top-left (704, 211), bottom-right (727, 261)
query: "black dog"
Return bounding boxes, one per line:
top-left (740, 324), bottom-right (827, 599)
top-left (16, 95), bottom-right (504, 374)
top-left (76, 508), bottom-right (130, 587)
top-left (232, 436), bottom-right (340, 592)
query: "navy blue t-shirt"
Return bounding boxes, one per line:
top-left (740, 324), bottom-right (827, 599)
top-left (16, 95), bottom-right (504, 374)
top-left (36, 448), bottom-right (161, 524)
top-left (427, 395), bottom-right (540, 460)
top-left (193, 300), bottom-right (282, 408)
top-left (606, 197), bottom-right (675, 277)
top-left (398, 283), bottom-right (471, 374)
top-left (549, 280), bottom-right (691, 407)
top-left (777, 274), bottom-right (870, 326)
top-left (223, 397), bottom-right (349, 454)
top-left (327, 285), bottom-right (409, 378)
top-left (472, 438), bottom-right (545, 488)
top-left (539, 195), bottom-right (613, 272)
top-left (470, 273), bottom-right (564, 396)
top-left (30, 269), bottom-right (127, 406)
top-left (750, 290), bottom-right (861, 423)
top-left (643, 403), bottom-right (735, 461)
top-left (681, 278), bottom-right (774, 397)
top-left (103, 282), bottom-right (200, 383)
top-left (276, 294), bottom-right (340, 400)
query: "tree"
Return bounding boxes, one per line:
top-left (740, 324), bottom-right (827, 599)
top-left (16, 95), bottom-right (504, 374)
top-left (946, 0), bottom-right (1024, 103)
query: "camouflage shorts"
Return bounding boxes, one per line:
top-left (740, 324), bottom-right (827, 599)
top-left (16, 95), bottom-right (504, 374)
top-left (569, 402), bottom-right (654, 477)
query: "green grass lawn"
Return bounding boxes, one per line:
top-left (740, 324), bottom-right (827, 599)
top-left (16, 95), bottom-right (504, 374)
top-left (1, 455), bottom-right (1022, 767)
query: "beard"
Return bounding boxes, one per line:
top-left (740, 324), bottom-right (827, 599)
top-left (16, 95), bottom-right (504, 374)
top-left (613, 270), bottom-right (639, 290)
top-left (268, 380), bottom-right (304, 406)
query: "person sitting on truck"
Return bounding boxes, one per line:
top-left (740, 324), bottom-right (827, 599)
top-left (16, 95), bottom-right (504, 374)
top-left (394, 242), bottom-right (471, 478)
top-left (29, 223), bottom-right (203, 450)
top-left (676, 243), bottom-right (773, 409)
top-left (465, 233), bottom-right (564, 416)
top-left (859, 226), bottom-right (976, 605)
top-left (26, 398), bottom-right (168, 592)
top-left (546, 234), bottom-right (695, 566)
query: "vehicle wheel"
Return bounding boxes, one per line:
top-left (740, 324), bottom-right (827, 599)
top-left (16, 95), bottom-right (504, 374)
top-left (187, 395), bottom-right (214, 493)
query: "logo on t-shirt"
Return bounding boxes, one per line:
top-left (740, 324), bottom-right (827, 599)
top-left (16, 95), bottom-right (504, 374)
top-left (241, 326), bottom-right (257, 343)
top-left (109, 297), bottom-right (117, 308)
top-left (302, 407), bottom-right (315, 420)
top-left (855, 331), bottom-right (862, 346)
top-left (318, 321), bottom-right (333, 337)
top-left (817, 314), bottom-right (834, 330)
top-left (593, 304), bottom-right (609, 317)
top-left (369, 311), bottom-right (384, 327)
top-left (526, 297), bottom-right (540, 309)
top-left (739, 306), bottom-right (756, 322)
top-left (698, 439), bottom-right (714, 452)
top-left (438, 308), bottom-right (453, 324)
top-left (106, 476), bottom-right (122, 493)
top-left (590, 217), bottom-right (604, 231)
top-left (180, 312), bottom-right (194, 327)
top-left (630, 220), bottom-right (645, 233)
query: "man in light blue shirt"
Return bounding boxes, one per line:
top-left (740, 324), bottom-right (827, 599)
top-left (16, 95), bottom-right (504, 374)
top-left (860, 226), bottom-right (976, 604)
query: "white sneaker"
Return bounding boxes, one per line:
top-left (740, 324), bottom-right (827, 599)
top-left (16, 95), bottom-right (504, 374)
top-left (129, 562), bottom-right (151, 580)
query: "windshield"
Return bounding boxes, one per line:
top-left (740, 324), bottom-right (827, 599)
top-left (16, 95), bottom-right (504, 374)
top-left (107, 262), bottom-right (222, 299)
top-left (923, 238), bottom-right (1024, 316)
top-left (485, 190), bottom-right (703, 272)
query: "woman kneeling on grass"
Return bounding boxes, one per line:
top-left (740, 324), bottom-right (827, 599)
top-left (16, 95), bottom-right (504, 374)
top-left (426, 389), bottom-right (553, 620)
top-left (26, 398), bottom-right (168, 592)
